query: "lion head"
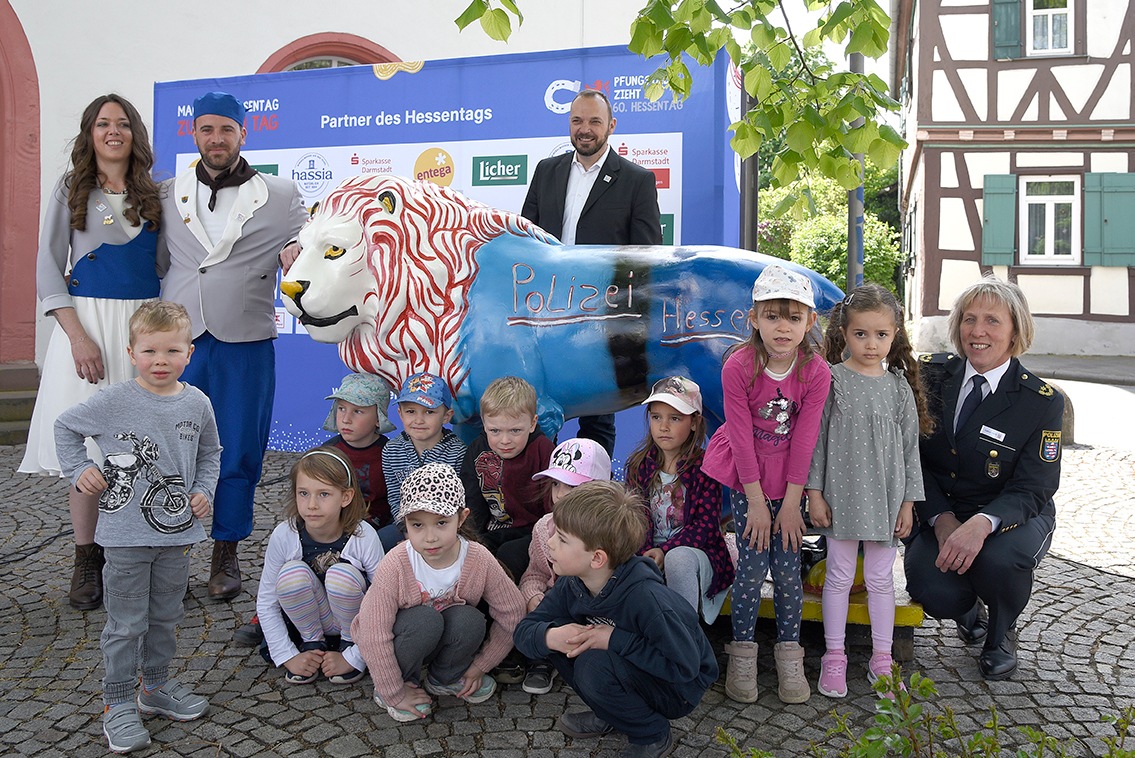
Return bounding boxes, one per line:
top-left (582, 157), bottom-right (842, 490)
top-left (281, 174), bottom-right (556, 394)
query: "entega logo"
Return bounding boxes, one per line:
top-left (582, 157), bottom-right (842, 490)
top-left (471, 155), bottom-right (527, 186)
top-left (292, 153), bottom-right (333, 196)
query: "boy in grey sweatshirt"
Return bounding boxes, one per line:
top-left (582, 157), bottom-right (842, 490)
top-left (55, 301), bottom-right (221, 755)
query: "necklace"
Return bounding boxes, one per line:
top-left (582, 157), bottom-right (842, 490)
top-left (101, 184), bottom-right (128, 195)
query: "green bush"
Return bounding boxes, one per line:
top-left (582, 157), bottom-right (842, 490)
top-left (789, 213), bottom-right (901, 295)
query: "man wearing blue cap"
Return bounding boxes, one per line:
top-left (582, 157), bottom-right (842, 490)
top-left (157, 91), bottom-right (308, 600)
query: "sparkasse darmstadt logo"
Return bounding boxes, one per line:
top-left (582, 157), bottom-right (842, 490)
top-left (291, 153), bottom-right (333, 196)
top-left (471, 155), bottom-right (527, 186)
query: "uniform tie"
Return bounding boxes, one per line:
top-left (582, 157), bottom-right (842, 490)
top-left (955, 374), bottom-right (987, 431)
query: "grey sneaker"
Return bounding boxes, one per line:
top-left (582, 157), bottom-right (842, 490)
top-left (521, 663), bottom-right (557, 694)
top-left (103, 703), bottom-right (151, 754)
top-left (558, 709), bottom-right (613, 738)
top-left (137, 678), bottom-right (209, 721)
top-left (423, 673), bottom-right (496, 703)
top-left (373, 690), bottom-right (433, 722)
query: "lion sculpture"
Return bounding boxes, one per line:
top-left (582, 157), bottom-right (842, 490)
top-left (281, 174), bottom-right (842, 439)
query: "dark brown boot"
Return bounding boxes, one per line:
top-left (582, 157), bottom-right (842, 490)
top-left (69, 543), bottom-right (104, 610)
top-left (208, 540), bottom-right (241, 601)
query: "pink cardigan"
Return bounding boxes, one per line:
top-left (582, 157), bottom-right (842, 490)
top-left (519, 514), bottom-right (556, 603)
top-left (351, 539), bottom-right (525, 703)
top-left (702, 346), bottom-right (832, 499)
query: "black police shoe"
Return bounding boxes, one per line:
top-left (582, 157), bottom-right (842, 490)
top-left (955, 603), bottom-right (989, 645)
top-left (979, 631), bottom-right (1018, 680)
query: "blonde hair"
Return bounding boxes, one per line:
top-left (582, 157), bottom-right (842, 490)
top-left (947, 277), bottom-right (1035, 357)
top-left (283, 447), bottom-right (367, 536)
top-left (552, 481), bottom-right (647, 568)
top-left (479, 375), bottom-right (537, 418)
top-left (128, 301), bottom-right (192, 345)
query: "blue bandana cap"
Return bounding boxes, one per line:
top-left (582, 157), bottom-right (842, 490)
top-left (193, 91), bottom-right (246, 127)
top-left (323, 373), bottom-right (396, 434)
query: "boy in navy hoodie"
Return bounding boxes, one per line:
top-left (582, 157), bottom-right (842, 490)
top-left (513, 481), bottom-right (717, 758)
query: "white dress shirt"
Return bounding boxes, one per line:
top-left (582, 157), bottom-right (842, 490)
top-left (560, 144), bottom-right (611, 245)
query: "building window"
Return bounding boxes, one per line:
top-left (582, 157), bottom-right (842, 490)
top-left (1027, 0), bottom-right (1072, 55)
top-left (287, 56), bottom-right (361, 71)
top-left (1019, 175), bottom-right (1079, 265)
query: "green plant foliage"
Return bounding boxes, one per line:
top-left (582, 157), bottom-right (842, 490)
top-left (455, 0), bottom-right (908, 219)
top-left (789, 212), bottom-right (900, 294)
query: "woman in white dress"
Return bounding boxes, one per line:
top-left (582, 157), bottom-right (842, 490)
top-left (18, 94), bottom-right (162, 609)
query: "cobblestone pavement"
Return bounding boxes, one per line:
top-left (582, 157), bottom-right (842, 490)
top-left (1, 442), bottom-right (1131, 757)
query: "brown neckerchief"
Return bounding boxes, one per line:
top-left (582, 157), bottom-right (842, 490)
top-left (196, 157), bottom-right (256, 212)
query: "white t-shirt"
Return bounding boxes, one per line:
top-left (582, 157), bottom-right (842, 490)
top-left (408, 536), bottom-right (470, 611)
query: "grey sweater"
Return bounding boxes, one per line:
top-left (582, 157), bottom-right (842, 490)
top-left (54, 379), bottom-right (221, 547)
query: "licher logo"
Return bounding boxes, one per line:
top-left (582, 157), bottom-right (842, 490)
top-left (471, 155), bottom-right (527, 186)
top-left (414, 148), bottom-right (455, 186)
top-left (291, 153), bottom-right (333, 196)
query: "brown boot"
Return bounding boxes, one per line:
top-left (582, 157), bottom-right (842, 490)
top-left (69, 543), bottom-right (105, 610)
top-left (208, 540), bottom-right (241, 601)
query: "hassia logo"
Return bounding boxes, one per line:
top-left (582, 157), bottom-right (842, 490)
top-left (471, 155), bottom-right (527, 186)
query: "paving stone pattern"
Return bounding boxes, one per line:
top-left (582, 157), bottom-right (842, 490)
top-left (1, 443), bottom-right (1131, 757)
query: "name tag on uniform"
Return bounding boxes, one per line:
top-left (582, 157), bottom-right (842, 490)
top-left (979, 425), bottom-right (1005, 442)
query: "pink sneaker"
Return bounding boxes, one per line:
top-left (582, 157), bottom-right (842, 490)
top-left (868, 653), bottom-right (904, 699)
top-left (818, 650), bottom-right (848, 698)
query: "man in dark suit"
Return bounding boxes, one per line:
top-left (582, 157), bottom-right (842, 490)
top-left (521, 89), bottom-right (662, 454)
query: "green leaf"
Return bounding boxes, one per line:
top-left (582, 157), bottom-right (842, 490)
top-left (479, 8), bottom-right (512, 41)
top-left (848, 22), bottom-right (874, 55)
top-left (771, 192), bottom-right (798, 216)
top-left (630, 20), bottom-right (664, 57)
top-left (744, 65), bottom-right (772, 100)
top-left (663, 26), bottom-right (694, 58)
top-left (729, 120), bottom-right (763, 159)
top-left (454, 0), bottom-right (488, 31)
top-left (645, 0), bottom-right (675, 28)
top-left (867, 137), bottom-right (901, 169)
top-left (771, 156), bottom-right (798, 186)
top-left (843, 122), bottom-right (878, 153)
top-left (690, 6), bottom-right (713, 34)
top-left (724, 37), bottom-right (742, 65)
top-left (821, 2), bottom-right (855, 35)
top-left (751, 23), bottom-right (776, 49)
top-left (766, 41), bottom-right (792, 71)
top-left (644, 76), bottom-right (667, 102)
top-left (786, 121), bottom-right (815, 153)
top-left (499, 0), bottom-right (523, 24)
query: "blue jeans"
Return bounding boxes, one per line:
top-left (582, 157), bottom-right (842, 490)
top-left (101, 545), bottom-right (192, 705)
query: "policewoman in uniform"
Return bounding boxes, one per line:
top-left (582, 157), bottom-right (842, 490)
top-left (904, 278), bottom-right (1063, 681)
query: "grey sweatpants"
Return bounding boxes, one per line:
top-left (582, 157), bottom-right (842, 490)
top-left (392, 604), bottom-right (487, 686)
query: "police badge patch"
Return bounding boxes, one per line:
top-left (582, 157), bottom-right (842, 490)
top-left (1040, 430), bottom-right (1061, 462)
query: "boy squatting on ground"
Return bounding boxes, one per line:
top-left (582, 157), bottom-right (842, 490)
top-left (54, 301), bottom-right (221, 755)
top-left (513, 481), bottom-right (718, 758)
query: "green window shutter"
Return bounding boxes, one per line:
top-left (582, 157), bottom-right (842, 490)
top-left (992, 0), bottom-right (1022, 59)
top-left (1084, 173), bottom-right (1135, 266)
top-left (982, 174), bottom-right (1017, 265)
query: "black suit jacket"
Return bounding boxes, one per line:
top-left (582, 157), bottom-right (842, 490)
top-left (915, 353), bottom-right (1063, 534)
top-left (520, 149), bottom-right (662, 245)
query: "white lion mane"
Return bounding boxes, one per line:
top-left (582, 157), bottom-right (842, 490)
top-left (310, 175), bottom-right (556, 394)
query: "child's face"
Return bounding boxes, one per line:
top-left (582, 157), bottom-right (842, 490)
top-left (648, 402), bottom-right (695, 461)
top-left (335, 400), bottom-right (382, 447)
top-left (397, 402), bottom-right (453, 449)
top-left (550, 480), bottom-right (575, 506)
top-left (128, 328), bottom-right (193, 396)
top-left (546, 526), bottom-right (597, 578)
top-left (403, 508), bottom-right (468, 569)
top-left (483, 412), bottom-right (538, 460)
top-left (295, 472), bottom-right (352, 539)
top-left (842, 307), bottom-right (897, 374)
top-left (751, 300), bottom-right (817, 358)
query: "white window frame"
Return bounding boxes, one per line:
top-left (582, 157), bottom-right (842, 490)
top-left (286, 56), bottom-right (361, 71)
top-left (1018, 175), bottom-right (1081, 266)
top-left (1026, 0), bottom-right (1073, 56)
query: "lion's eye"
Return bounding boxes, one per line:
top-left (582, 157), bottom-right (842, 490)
top-left (324, 245), bottom-right (346, 260)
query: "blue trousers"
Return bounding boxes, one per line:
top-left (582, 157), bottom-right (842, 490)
top-left (181, 333), bottom-right (274, 542)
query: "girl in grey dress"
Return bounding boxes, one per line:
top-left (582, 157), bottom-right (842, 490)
top-left (806, 285), bottom-right (934, 698)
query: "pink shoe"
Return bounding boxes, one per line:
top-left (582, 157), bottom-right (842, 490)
top-left (868, 653), bottom-right (904, 699)
top-left (818, 650), bottom-right (848, 698)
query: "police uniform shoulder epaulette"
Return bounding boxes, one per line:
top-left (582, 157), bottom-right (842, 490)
top-left (1017, 368), bottom-right (1058, 399)
top-left (918, 352), bottom-right (958, 365)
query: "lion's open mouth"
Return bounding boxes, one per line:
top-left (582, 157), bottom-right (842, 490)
top-left (298, 306), bottom-right (360, 328)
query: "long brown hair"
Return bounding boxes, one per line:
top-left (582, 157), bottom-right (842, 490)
top-left (724, 298), bottom-right (820, 387)
top-left (822, 284), bottom-right (935, 435)
top-left (623, 402), bottom-right (707, 496)
top-left (283, 447), bottom-right (367, 537)
top-left (67, 94), bottom-right (161, 232)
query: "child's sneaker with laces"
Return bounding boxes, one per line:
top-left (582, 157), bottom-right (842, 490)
top-left (868, 652), bottom-right (904, 699)
top-left (522, 663), bottom-right (557, 695)
top-left (137, 678), bottom-right (209, 721)
top-left (817, 650), bottom-right (848, 698)
top-left (373, 690), bottom-right (433, 722)
top-left (103, 703), bottom-right (151, 754)
top-left (424, 673), bottom-right (496, 703)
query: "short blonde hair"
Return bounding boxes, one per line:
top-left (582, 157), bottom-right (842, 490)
top-left (479, 376), bottom-right (537, 418)
top-left (948, 277), bottom-right (1035, 357)
top-left (552, 481), bottom-right (647, 568)
top-left (128, 301), bottom-right (192, 346)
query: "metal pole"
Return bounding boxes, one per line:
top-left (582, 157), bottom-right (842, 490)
top-left (740, 89), bottom-right (759, 252)
top-left (847, 52), bottom-right (865, 291)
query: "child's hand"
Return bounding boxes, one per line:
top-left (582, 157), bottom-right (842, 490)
top-left (457, 665), bottom-right (487, 699)
top-left (75, 466), bottom-right (108, 496)
top-left (189, 492), bottom-right (211, 519)
top-left (565, 624), bottom-right (613, 657)
top-left (392, 682), bottom-right (431, 716)
top-left (319, 650), bottom-right (354, 678)
top-left (546, 623), bottom-right (591, 654)
top-left (807, 490), bottom-right (831, 528)
top-left (773, 504), bottom-right (806, 553)
top-left (284, 650), bottom-right (324, 680)
top-left (894, 501), bottom-right (914, 539)
top-left (742, 500), bottom-right (772, 551)
top-left (526, 593), bottom-right (545, 613)
top-left (643, 548), bottom-right (665, 569)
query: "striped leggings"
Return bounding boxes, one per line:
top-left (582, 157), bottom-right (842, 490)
top-left (276, 560), bottom-right (367, 646)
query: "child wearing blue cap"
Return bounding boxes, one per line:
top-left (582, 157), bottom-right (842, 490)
top-left (381, 372), bottom-right (467, 548)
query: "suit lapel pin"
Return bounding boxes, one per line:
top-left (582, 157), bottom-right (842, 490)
top-left (102, 214), bottom-right (114, 225)
top-left (603, 175), bottom-right (612, 183)
top-left (181, 196), bottom-right (189, 203)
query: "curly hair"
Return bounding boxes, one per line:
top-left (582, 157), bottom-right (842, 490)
top-left (821, 284), bottom-right (935, 436)
top-left (66, 94), bottom-right (161, 233)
